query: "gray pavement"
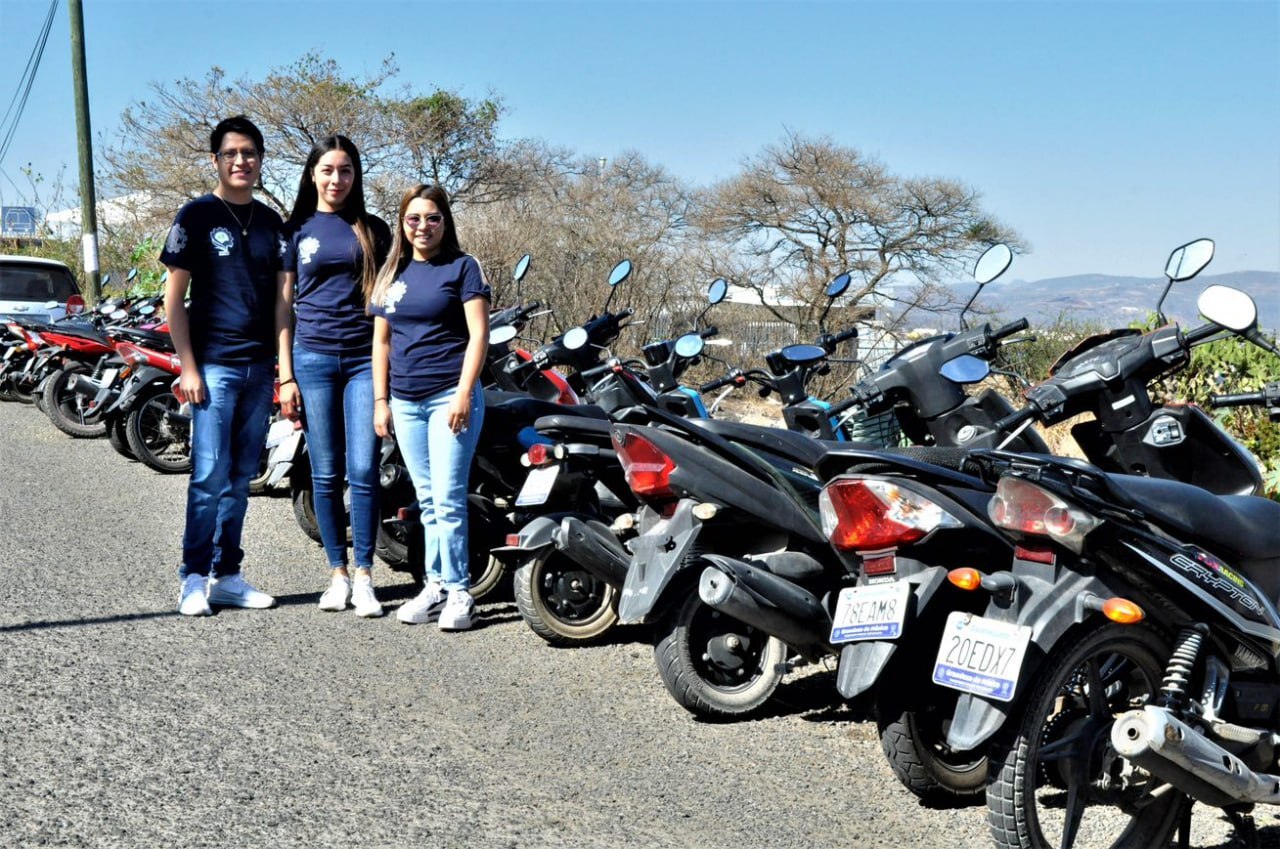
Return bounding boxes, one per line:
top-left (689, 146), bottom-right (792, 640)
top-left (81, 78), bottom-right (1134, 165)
top-left (0, 400), bottom-right (1270, 849)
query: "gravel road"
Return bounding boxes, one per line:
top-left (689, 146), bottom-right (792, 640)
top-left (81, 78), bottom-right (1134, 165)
top-left (0, 399), bottom-right (1273, 849)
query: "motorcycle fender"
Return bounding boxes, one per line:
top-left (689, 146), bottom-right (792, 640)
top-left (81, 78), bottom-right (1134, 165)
top-left (617, 500), bottom-right (701, 625)
top-left (494, 515), bottom-right (560, 555)
top-left (837, 642), bottom-right (898, 699)
top-left (264, 430), bottom-right (302, 489)
top-left (833, 567), bottom-right (948, 698)
top-left (944, 569), bottom-right (1113, 752)
top-left (112, 368), bottom-right (170, 413)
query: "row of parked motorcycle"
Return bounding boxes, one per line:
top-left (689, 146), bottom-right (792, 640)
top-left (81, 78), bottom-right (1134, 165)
top-left (6, 240), bottom-right (1280, 849)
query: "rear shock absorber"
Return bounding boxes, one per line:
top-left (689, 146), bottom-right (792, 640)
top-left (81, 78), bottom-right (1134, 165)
top-left (1160, 624), bottom-right (1207, 709)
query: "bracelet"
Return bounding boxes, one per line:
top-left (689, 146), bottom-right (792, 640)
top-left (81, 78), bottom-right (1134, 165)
top-left (375, 397), bottom-right (388, 403)
top-left (279, 377), bottom-right (296, 386)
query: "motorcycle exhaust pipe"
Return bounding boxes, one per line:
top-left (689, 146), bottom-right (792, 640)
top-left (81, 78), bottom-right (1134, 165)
top-left (552, 517), bottom-right (630, 587)
top-left (698, 559), bottom-right (833, 656)
top-left (68, 374), bottom-right (102, 397)
top-left (1111, 705), bottom-right (1280, 807)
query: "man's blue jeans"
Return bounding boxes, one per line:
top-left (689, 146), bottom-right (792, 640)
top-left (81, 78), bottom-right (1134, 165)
top-left (292, 345), bottom-right (379, 569)
top-left (180, 361), bottom-right (274, 578)
top-left (390, 385), bottom-right (484, 592)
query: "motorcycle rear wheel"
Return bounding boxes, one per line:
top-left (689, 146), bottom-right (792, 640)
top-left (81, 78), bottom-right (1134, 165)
top-left (513, 546), bottom-right (618, 645)
top-left (986, 623), bottom-right (1183, 849)
top-left (125, 384), bottom-right (191, 473)
top-left (654, 589), bottom-right (786, 720)
top-left (43, 364), bottom-right (107, 438)
top-left (877, 684), bottom-right (987, 807)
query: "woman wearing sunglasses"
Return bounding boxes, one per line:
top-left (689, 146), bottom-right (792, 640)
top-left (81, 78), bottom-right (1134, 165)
top-left (278, 135), bottom-right (392, 617)
top-left (371, 184), bottom-right (490, 631)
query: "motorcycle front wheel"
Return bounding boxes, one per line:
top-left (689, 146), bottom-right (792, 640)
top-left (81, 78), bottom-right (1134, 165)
top-left (106, 413), bottom-right (134, 459)
top-left (986, 623), bottom-right (1184, 849)
top-left (513, 546), bottom-right (619, 646)
top-left (653, 589), bottom-right (786, 720)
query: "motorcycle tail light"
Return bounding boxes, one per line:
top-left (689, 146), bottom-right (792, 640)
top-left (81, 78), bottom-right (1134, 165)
top-left (114, 343), bottom-right (148, 366)
top-left (526, 443), bottom-right (552, 466)
top-left (988, 476), bottom-right (1100, 553)
top-left (612, 430), bottom-right (676, 498)
top-left (819, 477), bottom-right (961, 551)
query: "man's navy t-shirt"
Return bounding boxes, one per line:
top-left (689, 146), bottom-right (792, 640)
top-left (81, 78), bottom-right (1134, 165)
top-left (160, 194), bottom-right (285, 365)
top-left (281, 211), bottom-right (391, 355)
top-left (370, 253), bottom-right (491, 401)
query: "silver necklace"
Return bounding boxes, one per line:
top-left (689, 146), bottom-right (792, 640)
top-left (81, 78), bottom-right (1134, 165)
top-left (215, 194), bottom-right (255, 237)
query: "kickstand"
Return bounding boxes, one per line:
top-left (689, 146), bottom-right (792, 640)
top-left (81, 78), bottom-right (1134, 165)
top-left (1226, 807), bottom-right (1259, 849)
top-left (1175, 800), bottom-right (1192, 849)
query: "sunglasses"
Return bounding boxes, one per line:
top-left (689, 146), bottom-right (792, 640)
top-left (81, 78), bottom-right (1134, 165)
top-left (404, 213), bottom-right (444, 229)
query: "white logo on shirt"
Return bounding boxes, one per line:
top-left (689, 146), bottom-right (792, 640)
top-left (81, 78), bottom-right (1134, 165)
top-left (278, 236), bottom-right (289, 258)
top-left (210, 227), bottom-right (235, 257)
top-left (384, 279), bottom-right (408, 314)
top-left (299, 236), bottom-right (320, 265)
top-left (166, 223), bottom-right (187, 254)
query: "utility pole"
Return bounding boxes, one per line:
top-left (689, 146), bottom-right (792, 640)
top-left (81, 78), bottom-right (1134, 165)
top-left (68, 0), bottom-right (100, 304)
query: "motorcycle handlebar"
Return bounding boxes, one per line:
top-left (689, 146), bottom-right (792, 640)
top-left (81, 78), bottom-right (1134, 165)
top-left (993, 405), bottom-right (1038, 432)
top-left (828, 394), bottom-right (862, 417)
top-left (699, 370), bottom-right (742, 393)
top-left (1209, 391), bottom-right (1268, 409)
top-left (993, 318), bottom-right (1030, 342)
top-left (700, 326), bottom-right (719, 339)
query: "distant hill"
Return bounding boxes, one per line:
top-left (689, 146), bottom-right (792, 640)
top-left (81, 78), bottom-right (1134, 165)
top-left (966, 270), bottom-right (1280, 332)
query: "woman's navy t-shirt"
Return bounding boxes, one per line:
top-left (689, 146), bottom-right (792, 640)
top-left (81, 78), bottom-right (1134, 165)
top-left (370, 253), bottom-right (490, 401)
top-left (159, 194), bottom-right (285, 365)
top-left (281, 211), bottom-right (391, 355)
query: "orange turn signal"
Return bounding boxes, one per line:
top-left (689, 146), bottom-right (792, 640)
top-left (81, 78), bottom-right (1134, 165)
top-left (947, 568), bottom-right (983, 591)
top-left (1102, 597), bottom-right (1145, 624)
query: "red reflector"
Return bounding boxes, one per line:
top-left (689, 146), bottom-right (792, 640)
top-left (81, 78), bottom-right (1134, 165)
top-left (612, 430), bottom-right (676, 498)
top-left (526, 443), bottom-right (551, 466)
top-left (1014, 545), bottom-right (1056, 565)
top-left (504, 534), bottom-right (521, 547)
top-left (396, 507), bottom-right (413, 521)
top-left (862, 551), bottom-right (897, 576)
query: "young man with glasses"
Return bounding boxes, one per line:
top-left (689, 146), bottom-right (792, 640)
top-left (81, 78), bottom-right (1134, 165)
top-left (161, 115), bottom-right (288, 616)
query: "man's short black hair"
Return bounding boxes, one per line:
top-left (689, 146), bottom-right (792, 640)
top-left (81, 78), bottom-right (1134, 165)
top-left (210, 115), bottom-right (265, 156)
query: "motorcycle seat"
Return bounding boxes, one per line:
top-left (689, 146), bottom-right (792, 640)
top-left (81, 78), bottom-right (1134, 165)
top-left (1104, 474), bottom-right (1280, 562)
top-left (534, 413), bottom-right (613, 438)
top-left (109, 326), bottom-right (175, 352)
top-left (689, 418), bottom-right (846, 469)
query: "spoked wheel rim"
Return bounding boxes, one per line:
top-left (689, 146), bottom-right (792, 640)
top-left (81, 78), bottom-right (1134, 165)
top-left (1010, 627), bottom-right (1182, 849)
top-left (136, 392), bottom-right (190, 468)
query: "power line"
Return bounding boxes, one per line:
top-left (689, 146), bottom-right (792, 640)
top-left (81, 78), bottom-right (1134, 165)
top-left (0, 0), bottom-right (60, 166)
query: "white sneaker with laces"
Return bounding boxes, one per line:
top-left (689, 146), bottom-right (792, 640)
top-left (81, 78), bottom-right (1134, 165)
top-left (178, 574), bottom-right (211, 617)
top-left (351, 574), bottom-right (383, 618)
top-left (396, 581), bottom-right (445, 624)
top-left (318, 574), bottom-right (351, 611)
top-left (438, 589), bottom-right (475, 631)
top-left (207, 574), bottom-right (276, 609)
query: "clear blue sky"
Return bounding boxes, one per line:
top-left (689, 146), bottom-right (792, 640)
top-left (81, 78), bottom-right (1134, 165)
top-left (1, 0), bottom-right (1277, 284)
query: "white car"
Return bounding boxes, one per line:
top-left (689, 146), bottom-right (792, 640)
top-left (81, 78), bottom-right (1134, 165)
top-left (0, 255), bottom-right (84, 324)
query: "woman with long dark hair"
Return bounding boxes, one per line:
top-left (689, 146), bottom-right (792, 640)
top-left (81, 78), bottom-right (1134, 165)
top-left (371, 184), bottom-right (490, 631)
top-left (279, 135), bottom-right (391, 617)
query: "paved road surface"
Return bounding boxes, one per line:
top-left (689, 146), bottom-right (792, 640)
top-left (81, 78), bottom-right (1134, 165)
top-left (0, 400), bottom-right (1270, 848)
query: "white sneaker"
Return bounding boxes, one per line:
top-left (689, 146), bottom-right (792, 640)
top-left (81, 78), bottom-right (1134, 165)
top-left (178, 574), bottom-right (211, 617)
top-left (351, 574), bottom-right (383, 618)
top-left (318, 574), bottom-right (351, 611)
top-left (208, 574), bottom-right (276, 609)
top-left (438, 590), bottom-right (475, 631)
top-left (396, 581), bottom-right (445, 624)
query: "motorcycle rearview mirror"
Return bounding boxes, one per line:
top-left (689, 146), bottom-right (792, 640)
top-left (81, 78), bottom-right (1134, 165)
top-left (604, 258), bottom-right (632, 312)
top-left (138, 304), bottom-right (156, 316)
top-left (1157, 238), bottom-right (1215, 325)
top-left (816, 271), bottom-right (853, 330)
top-left (126, 268), bottom-right (138, 283)
top-left (513, 254), bottom-right (531, 283)
top-left (707, 278), bottom-right (728, 305)
top-left (962, 243), bottom-right (1014, 330)
top-left (673, 333), bottom-right (705, 359)
top-left (1198, 284), bottom-right (1257, 333)
top-left (110, 308), bottom-right (128, 321)
top-left (939, 354), bottom-right (992, 384)
top-left (563, 326), bottom-right (590, 351)
top-left (490, 324), bottom-right (518, 346)
top-left (160, 270), bottom-right (169, 284)
top-left (99, 302), bottom-right (115, 314)
top-left (101, 273), bottom-right (112, 287)
top-left (780, 343), bottom-right (827, 365)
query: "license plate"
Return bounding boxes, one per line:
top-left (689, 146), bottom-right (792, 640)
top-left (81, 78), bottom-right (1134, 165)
top-left (830, 581), bottom-right (911, 643)
top-left (932, 612), bottom-right (1032, 702)
top-left (515, 464), bottom-right (560, 506)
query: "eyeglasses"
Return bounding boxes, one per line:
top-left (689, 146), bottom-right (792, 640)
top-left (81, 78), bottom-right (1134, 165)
top-left (404, 213), bottom-right (444, 230)
top-left (215, 148), bottom-right (261, 163)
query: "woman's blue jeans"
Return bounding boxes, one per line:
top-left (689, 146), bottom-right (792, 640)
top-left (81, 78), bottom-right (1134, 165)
top-left (390, 385), bottom-right (484, 592)
top-left (293, 345), bottom-right (379, 569)
top-left (180, 360), bottom-right (274, 578)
